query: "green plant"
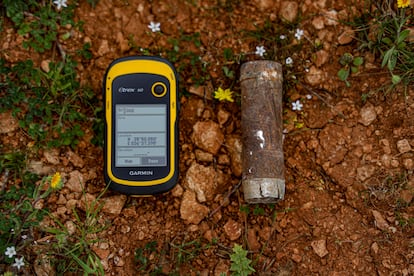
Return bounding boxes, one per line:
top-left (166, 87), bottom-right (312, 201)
top-left (86, 0), bottom-right (100, 8)
top-left (3, 0), bottom-right (79, 53)
top-left (239, 205), bottom-right (250, 215)
top-left (0, 171), bottom-right (61, 273)
top-left (356, 1), bottom-right (414, 88)
top-left (253, 205), bottom-right (265, 216)
top-left (167, 32), bottom-right (210, 86)
top-left (0, 57), bottom-right (86, 148)
top-left (244, 19), bottom-right (302, 61)
top-left (134, 237), bottom-right (216, 274)
top-left (229, 244), bottom-right (255, 276)
top-left (378, 14), bottom-right (413, 85)
top-left (337, 53), bottom-right (364, 87)
top-left (170, 237), bottom-right (205, 266)
top-left (222, 66), bottom-right (235, 79)
top-left (240, 204), bottom-right (272, 217)
top-left (42, 185), bottom-right (110, 275)
top-left (396, 211), bottom-right (414, 228)
top-left (135, 241), bottom-right (159, 272)
top-left (76, 43), bottom-right (94, 60)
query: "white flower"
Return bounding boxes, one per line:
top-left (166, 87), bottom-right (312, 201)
top-left (306, 94), bottom-right (312, 99)
top-left (255, 46), bottom-right (266, 57)
top-left (21, 235), bottom-right (28, 240)
top-left (292, 100), bottom-right (303, 111)
top-left (148, 21), bottom-right (161, 32)
top-left (12, 257), bottom-right (24, 270)
top-left (285, 57), bottom-right (293, 65)
top-left (53, 0), bottom-right (68, 10)
top-left (295, 28), bottom-right (304, 40)
top-left (4, 246), bottom-right (16, 258)
top-left (279, 34), bottom-right (286, 40)
top-left (5, 246), bottom-right (16, 258)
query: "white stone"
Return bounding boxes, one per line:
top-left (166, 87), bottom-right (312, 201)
top-left (359, 103), bottom-right (377, 126)
top-left (280, 1), bottom-right (299, 22)
top-left (101, 195), bottom-right (127, 215)
top-left (34, 254), bottom-right (55, 276)
top-left (97, 39), bottom-right (110, 56)
top-left (311, 239), bottom-right (329, 258)
top-left (357, 165), bottom-right (375, 181)
top-left (305, 66), bottom-right (325, 86)
top-left (67, 151), bottom-right (85, 168)
top-left (312, 16), bottom-right (325, 30)
top-left (314, 50), bottom-right (329, 67)
top-left (192, 121), bottom-right (224, 155)
top-left (185, 162), bottom-right (217, 202)
top-left (397, 139), bottom-right (412, 154)
top-left (44, 149), bottom-right (60, 165)
top-left (65, 220), bottom-right (76, 235)
top-left (338, 27), bottom-right (355, 45)
top-left (0, 111), bottom-right (19, 134)
top-left (66, 170), bottom-right (85, 193)
top-left (324, 10), bottom-right (339, 26)
top-left (224, 219), bottom-right (242, 241)
top-left (180, 190), bottom-right (209, 224)
top-left (40, 60), bottom-right (51, 73)
top-left (226, 135), bottom-right (243, 177)
top-left (372, 210), bottom-right (390, 231)
top-left (28, 161), bottom-right (53, 175)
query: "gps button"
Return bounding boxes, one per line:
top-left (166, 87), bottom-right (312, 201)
top-left (152, 82), bottom-right (167, 97)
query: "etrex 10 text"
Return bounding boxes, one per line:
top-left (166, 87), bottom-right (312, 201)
top-left (103, 56), bottom-right (179, 195)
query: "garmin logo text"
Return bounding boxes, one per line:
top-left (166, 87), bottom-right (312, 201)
top-left (129, 170), bottom-right (153, 176)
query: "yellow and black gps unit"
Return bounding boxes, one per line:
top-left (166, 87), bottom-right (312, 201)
top-left (103, 56), bottom-right (179, 195)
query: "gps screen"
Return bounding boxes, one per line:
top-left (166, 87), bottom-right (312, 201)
top-left (115, 104), bottom-right (167, 167)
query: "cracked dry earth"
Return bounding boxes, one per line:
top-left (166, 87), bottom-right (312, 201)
top-left (2, 0), bottom-right (414, 275)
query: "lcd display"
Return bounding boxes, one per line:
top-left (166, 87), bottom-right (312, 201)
top-left (115, 104), bottom-right (167, 167)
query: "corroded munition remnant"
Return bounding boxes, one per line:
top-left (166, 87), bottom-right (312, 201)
top-left (240, 61), bottom-right (285, 204)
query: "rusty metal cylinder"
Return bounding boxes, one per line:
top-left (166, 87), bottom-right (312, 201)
top-left (240, 61), bottom-right (285, 204)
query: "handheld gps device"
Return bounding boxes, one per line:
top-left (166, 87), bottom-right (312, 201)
top-left (103, 56), bottom-right (179, 195)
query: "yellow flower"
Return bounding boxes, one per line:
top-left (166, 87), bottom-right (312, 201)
top-left (214, 87), bottom-right (234, 102)
top-left (398, 0), bottom-right (410, 8)
top-left (50, 172), bottom-right (63, 190)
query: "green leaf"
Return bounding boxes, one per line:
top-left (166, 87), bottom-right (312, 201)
top-left (223, 66), bottom-right (234, 78)
top-left (392, 74), bottom-right (401, 85)
top-left (397, 41), bottom-right (406, 50)
top-left (351, 66), bottom-right (358, 74)
top-left (337, 68), bottom-right (349, 81)
top-left (230, 244), bottom-right (255, 276)
top-left (17, 23), bottom-right (31, 35)
top-left (381, 47), bottom-right (395, 68)
top-left (69, 252), bottom-right (96, 274)
top-left (353, 56), bottom-right (364, 66)
top-left (388, 51), bottom-right (398, 71)
top-left (397, 29), bottom-right (410, 45)
top-left (339, 53), bottom-right (353, 66)
top-left (381, 37), bottom-right (393, 46)
top-left (61, 32), bottom-right (71, 40)
top-left (223, 48), bottom-right (234, 61)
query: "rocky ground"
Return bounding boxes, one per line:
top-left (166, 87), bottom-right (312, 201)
top-left (1, 0), bottom-right (414, 275)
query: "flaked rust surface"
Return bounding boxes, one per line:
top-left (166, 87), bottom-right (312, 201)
top-left (240, 61), bottom-right (285, 203)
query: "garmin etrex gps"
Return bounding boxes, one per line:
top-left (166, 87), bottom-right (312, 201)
top-left (103, 56), bottom-right (179, 195)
